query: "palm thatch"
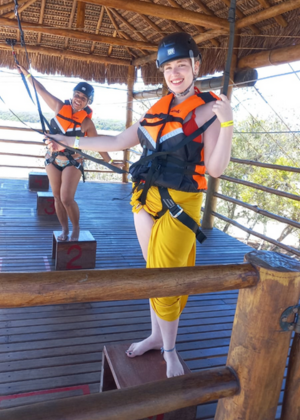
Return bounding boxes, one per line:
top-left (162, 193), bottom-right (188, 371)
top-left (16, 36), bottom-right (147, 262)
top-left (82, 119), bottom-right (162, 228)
top-left (0, 0), bottom-right (300, 85)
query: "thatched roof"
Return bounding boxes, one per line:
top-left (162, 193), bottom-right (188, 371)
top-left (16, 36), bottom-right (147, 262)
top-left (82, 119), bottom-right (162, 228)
top-left (0, 0), bottom-right (300, 85)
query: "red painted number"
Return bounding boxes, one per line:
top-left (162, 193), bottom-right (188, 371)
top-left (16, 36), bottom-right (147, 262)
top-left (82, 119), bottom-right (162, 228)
top-left (148, 415), bottom-right (164, 420)
top-left (35, 178), bottom-right (43, 186)
top-left (66, 245), bottom-right (82, 269)
top-left (44, 198), bottom-right (55, 215)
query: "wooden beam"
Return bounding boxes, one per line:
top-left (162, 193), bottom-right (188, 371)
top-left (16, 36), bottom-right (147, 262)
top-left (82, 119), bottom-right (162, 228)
top-left (237, 0), bottom-right (300, 29)
top-left (238, 43), bottom-right (300, 69)
top-left (219, 0), bottom-right (260, 35)
top-left (256, 0), bottom-right (287, 27)
top-left (90, 6), bottom-right (104, 53)
top-left (0, 263), bottom-right (257, 307)
top-left (37, 0), bottom-right (46, 44)
top-left (133, 52), bottom-right (157, 66)
top-left (79, 0), bottom-right (230, 31)
top-left (165, 0), bottom-right (220, 48)
top-left (0, 42), bottom-right (131, 66)
top-left (4, 0), bottom-right (38, 18)
top-left (107, 30), bottom-right (117, 56)
top-left (105, 7), bottom-right (143, 57)
top-left (0, 0), bottom-right (27, 13)
top-left (215, 251), bottom-right (300, 420)
top-left (76, 1), bottom-right (86, 30)
top-left (64, 0), bottom-right (77, 49)
top-left (0, 368), bottom-right (239, 420)
top-left (110, 8), bottom-right (149, 43)
top-left (0, 16), bottom-right (158, 50)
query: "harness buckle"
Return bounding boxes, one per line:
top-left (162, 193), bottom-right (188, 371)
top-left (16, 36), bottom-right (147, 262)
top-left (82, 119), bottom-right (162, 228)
top-left (170, 206), bottom-right (184, 219)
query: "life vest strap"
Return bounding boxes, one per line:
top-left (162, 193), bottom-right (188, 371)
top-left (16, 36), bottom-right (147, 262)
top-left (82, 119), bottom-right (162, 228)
top-left (141, 114), bottom-right (184, 126)
top-left (132, 114), bottom-right (216, 169)
top-left (158, 187), bottom-right (207, 244)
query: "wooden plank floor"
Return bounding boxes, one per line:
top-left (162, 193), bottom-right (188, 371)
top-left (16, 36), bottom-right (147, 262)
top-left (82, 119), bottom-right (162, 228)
top-left (0, 177), bottom-right (284, 419)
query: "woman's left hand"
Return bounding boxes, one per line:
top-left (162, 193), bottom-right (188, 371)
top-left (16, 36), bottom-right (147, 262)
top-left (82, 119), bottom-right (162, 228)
top-left (212, 94), bottom-right (233, 123)
top-left (112, 162), bottom-right (125, 170)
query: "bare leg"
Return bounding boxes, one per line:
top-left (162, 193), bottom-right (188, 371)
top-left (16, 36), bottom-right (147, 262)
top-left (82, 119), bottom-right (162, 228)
top-left (133, 209), bottom-right (154, 261)
top-left (60, 165), bottom-right (82, 241)
top-left (129, 208), bottom-right (184, 377)
top-left (126, 304), bottom-right (163, 356)
top-left (156, 316), bottom-right (184, 378)
top-left (46, 164), bottom-right (69, 241)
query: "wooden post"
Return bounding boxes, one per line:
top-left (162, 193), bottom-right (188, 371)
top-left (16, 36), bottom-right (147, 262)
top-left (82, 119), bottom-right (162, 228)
top-left (215, 250), bottom-right (300, 420)
top-left (122, 65), bottom-right (135, 183)
top-left (202, 31), bottom-right (240, 229)
top-left (281, 323), bottom-right (300, 419)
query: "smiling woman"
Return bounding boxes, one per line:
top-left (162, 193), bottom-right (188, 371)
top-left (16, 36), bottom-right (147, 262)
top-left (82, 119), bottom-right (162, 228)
top-left (16, 64), bottom-right (117, 242)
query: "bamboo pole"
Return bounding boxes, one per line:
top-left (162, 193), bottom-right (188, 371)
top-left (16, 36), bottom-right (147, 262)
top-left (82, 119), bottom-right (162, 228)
top-left (0, 43), bottom-right (131, 66)
top-left (0, 367), bottom-right (238, 420)
top-left (215, 250), bottom-right (300, 420)
top-left (202, 29), bottom-right (240, 229)
top-left (79, 0), bottom-right (230, 30)
top-left (0, 263), bottom-right (257, 308)
top-left (238, 44), bottom-right (300, 69)
top-left (281, 328), bottom-right (300, 420)
top-left (0, 17), bottom-right (157, 51)
top-left (133, 68), bottom-right (258, 98)
top-left (123, 65), bottom-right (135, 183)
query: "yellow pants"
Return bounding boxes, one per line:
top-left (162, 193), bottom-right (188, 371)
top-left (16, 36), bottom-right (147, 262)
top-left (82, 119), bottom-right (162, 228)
top-left (131, 185), bottom-right (203, 322)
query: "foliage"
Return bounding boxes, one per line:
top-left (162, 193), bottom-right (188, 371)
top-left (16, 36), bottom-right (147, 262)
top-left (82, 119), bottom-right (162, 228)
top-left (214, 114), bottom-right (300, 253)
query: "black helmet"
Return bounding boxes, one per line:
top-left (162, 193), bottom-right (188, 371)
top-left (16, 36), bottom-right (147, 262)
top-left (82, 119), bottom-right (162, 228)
top-left (73, 82), bottom-right (94, 104)
top-left (156, 32), bottom-right (201, 69)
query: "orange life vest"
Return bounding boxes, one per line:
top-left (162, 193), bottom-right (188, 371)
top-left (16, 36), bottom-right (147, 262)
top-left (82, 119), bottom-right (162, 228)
top-left (50, 100), bottom-right (93, 137)
top-left (129, 89), bottom-right (219, 197)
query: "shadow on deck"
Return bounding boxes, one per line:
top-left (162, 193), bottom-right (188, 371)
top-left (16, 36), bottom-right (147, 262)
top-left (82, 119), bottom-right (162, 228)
top-left (0, 178), bottom-right (282, 419)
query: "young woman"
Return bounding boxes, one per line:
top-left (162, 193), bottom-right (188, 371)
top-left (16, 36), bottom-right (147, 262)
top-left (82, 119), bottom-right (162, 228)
top-left (18, 65), bottom-right (119, 241)
top-left (46, 32), bottom-right (233, 377)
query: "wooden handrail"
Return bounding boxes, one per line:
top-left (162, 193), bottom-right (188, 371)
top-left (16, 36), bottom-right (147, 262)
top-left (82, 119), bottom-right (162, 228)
top-left (0, 367), bottom-right (239, 420)
top-left (212, 211), bottom-right (300, 257)
top-left (220, 174), bottom-right (300, 202)
top-left (214, 192), bottom-right (300, 229)
top-left (230, 157), bottom-right (300, 173)
top-left (0, 263), bottom-right (258, 308)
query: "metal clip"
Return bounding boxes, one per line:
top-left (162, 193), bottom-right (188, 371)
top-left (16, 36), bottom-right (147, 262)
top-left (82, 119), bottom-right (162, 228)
top-left (280, 305), bottom-right (299, 332)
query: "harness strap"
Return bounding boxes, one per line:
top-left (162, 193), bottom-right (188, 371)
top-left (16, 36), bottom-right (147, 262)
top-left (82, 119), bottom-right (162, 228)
top-left (158, 187), bottom-right (207, 244)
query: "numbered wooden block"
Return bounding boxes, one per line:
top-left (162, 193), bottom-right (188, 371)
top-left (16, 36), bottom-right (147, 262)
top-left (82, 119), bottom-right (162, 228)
top-left (100, 343), bottom-right (197, 420)
top-left (37, 192), bottom-right (56, 216)
top-left (52, 231), bottom-right (96, 270)
top-left (29, 172), bottom-right (49, 191)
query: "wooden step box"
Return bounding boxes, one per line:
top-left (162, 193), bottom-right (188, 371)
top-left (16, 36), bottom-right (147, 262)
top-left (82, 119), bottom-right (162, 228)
top-left (52, 230), bottom-right (96, 270)
top-left (29, 172), bottom-right (49, 191)
top-left (100, 343), bottom-right (197, 420)
top-left (37, 192), bottom-right (56, 216)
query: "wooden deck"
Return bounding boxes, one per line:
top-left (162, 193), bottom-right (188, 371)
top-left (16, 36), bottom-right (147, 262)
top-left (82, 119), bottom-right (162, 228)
top-left (0, 177), bottom-right (283, 419)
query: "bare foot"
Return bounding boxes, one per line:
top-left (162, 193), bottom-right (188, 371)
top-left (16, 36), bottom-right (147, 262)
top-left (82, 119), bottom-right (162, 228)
top-left (70, 227), bottom-right (79, 241)
top-left (126, 335), bottom-right (163, 358)
top-left (163, 350), bottom-right (184, 378)
top-left (57, 230), bottom-right (69, 241)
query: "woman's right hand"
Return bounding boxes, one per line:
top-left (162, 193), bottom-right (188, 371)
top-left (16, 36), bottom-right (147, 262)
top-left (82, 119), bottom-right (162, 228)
top-left (16, 64), bottom-right (29, 77)
top-left (45, 134), bottom-right (73, 152)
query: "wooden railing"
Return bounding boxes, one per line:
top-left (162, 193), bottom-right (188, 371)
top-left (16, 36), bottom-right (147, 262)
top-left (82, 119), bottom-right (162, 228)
top-left (1, 130), bottom-right (299, 257)
top-left (0, 251), bottom-right (299, 420)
